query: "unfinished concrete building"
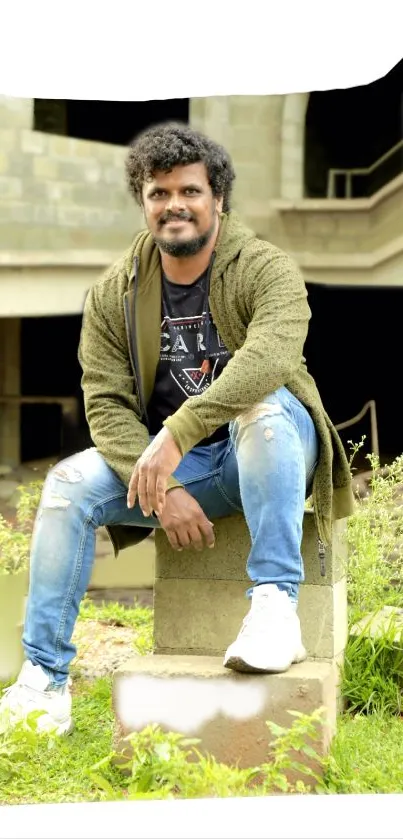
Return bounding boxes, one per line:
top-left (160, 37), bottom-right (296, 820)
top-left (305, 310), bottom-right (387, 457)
top-left (1, 61), bottom-right (402, 479)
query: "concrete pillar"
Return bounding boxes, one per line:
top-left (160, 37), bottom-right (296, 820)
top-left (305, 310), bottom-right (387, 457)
top-left (190, 95), bottom-right (284, 237)
top-left (280, 93), bottom-right (309, 200)
top-left (0, 318), bottom-right (21, 467)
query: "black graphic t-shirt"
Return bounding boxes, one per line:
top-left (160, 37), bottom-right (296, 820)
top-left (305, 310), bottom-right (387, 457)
top-left (147, 270), bottom-right (231, 446)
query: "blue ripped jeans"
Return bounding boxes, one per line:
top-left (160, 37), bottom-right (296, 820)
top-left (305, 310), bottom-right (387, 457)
top-left (22, 386), bottom-right (319, 686)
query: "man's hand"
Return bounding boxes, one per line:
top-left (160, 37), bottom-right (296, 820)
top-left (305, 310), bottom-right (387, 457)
top-left (157, 487), bottom-right (215, 551)
top-left (127, 427), bottom-right (182, 517)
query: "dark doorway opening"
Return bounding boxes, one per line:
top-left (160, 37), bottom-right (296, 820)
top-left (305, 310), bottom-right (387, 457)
top-left (66, 98), bottom-right (189, 146)
top-left (304, 283), bottom-right (402, 472)
top-left (34, 98), bottom-right (189, 146)
top-left (20, 315), bottom-right (90, 463)
top-left (304, 59), bottom-right (403, 198)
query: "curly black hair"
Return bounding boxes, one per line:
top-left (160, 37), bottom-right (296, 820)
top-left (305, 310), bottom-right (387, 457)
top-left (125, 122), bottom-right (236, 213)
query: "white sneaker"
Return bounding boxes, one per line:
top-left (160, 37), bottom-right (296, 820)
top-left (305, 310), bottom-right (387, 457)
top-left (224, 584), bottom-right (307, 674)
top-left (0, 660), bottom-right (73, 735)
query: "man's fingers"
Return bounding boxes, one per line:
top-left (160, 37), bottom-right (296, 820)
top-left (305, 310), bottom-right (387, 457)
top-left (154, 474), bottom-right (167, 517)
top-left (167, 527), bottom-right (190, 551)
top-left (165, 528), bottom-right (182, 551)
top-left (137, 469), bottom-right (150, 516)
top-left (127, 469), bottom-right (139, 509)
top-left (199, 518), bottom-right (215, 549)
top-left (146, 471), bottom-right (166, 518)
top-left (189, 525), bottom-right (204, 552)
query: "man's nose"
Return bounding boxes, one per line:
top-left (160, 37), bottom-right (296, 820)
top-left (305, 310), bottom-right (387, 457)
top-left (165, 192), bottom-right (185, 212)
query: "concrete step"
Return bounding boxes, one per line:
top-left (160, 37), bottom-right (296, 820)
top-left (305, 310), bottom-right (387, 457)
top-left (112, 654), bottom-right (339, 771)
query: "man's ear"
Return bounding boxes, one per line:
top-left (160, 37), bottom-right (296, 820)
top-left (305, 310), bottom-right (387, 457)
top-left (216, 195), bottom-right (224, 213)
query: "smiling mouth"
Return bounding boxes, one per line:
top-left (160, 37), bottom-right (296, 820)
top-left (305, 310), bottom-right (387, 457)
top-left (164, 219), bottom-right (192, 226)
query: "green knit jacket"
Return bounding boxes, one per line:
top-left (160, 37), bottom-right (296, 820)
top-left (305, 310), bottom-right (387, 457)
top-left (78, 210), bottom-right (355, 556)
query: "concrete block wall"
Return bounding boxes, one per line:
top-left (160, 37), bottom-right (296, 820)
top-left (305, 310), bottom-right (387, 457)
top-left (0, 96), bottom-right (142, 254)
top-left (272, 174), bottom-right (403, 258)
top-left (1, 93), bottom-right (400, 288)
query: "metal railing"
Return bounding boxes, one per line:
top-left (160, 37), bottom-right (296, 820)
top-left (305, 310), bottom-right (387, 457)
top-left (327, 139), bottom-right (403, 199)
top-left (0, 395), bottom-right (79, 424)
top-left (335, 399), bottom-right (379, 458)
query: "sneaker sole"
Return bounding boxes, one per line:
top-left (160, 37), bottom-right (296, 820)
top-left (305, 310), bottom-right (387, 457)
top-left (224, 648), bottom-right (307, 675)
top-left (46, 718), bottom-right (74, 737)
top-left (34, 716), bottom-right (74, 737)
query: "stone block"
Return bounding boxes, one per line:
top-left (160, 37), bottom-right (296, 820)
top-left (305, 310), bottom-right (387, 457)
top-left (0, 129), bottom-right (19, 152)
top-left (0, 222), bottom-right (29, 249)
top-left (33, 156), bottom-right (59, 180)
top-left (0, 204), bottom-right (32, 224)
top-left (0, 152), bottom-right (9, 175)
top-left (0, 176), bottom-right (23, 200)
top-left (154, 511), bottom-right (347, 659)
top-left (20, 130), bottom-right (48, 155)
top-left (302, 511), bottom-right (347, 585)
top-left (298, 578), bottom-right (348, 660)
top-left (45, 181), bottom-right (74, 203)
top-left (154, 579), bottom-right (248, 656)
top-left (0, 97), bottom-right (33, 129)
top-left (112, 655), bottom-right (338, 770)
top-left (153, 577), bottom-right (347, 660)
top-left (155, 510), bottom-right (346, 587)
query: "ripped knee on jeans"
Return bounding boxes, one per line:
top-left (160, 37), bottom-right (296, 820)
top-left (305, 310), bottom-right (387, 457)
top-left (42, 463), bottom-right (84, 511)
top-left (235, 402), bottom-right (282, 439)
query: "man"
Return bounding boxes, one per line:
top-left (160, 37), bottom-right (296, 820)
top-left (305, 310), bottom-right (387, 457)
top-left (0, 122), bottom-right (354, 735)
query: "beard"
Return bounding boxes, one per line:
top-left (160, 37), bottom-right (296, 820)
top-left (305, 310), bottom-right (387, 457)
top-left (153, 215), bottom-right (216, 257)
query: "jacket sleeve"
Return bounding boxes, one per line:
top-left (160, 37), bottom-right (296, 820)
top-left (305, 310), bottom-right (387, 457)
top-left (78, 279), bottom-right (182, 490)
top-left (163, 250), bottom-right (311, 456)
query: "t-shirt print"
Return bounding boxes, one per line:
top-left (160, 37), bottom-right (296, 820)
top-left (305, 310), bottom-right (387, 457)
top-left (160, 310), bottom-right (230, 398)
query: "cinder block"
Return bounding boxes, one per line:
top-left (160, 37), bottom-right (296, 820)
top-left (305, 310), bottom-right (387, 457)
top-left (0, 152), bottom-right (9, 174)
top-left (0, 176), bottom-right (23, 200)
top-left (154, 579), bottom-right (248, 656)
top-left (298, 578), bottom-right (348, 659)
top-left (20, 130), bottom-right (48, 155)
top-left (155, 511), bottom-right (249, 583)
top-left (154, 511), bottom-right (346, 586)
top-left (0, 97), bottom-right (33, 129)
top-left (154, 511), bottom-right (347, 659)
top-left (0, 129), bottom-right (18, 152)
top-left (33, 156), bottom-right (59, 180)
top-left (112, 655), bottom-right (338, 770)
top-left (302, 511), bottom-right (347, 585)
top-left (153, 577), bottom-right (348, 660)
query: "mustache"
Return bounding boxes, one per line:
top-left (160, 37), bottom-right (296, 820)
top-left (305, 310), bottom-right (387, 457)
top-left (159, 211), bottom-right (194, 226)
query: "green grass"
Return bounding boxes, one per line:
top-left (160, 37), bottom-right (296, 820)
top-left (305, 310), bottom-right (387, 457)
top-left (78, 595), bottom-right (154, 655)
top-left (0, 677), bottom-right (127, 805)
top-left (322, 713), bottom-right (403, 793)
top-left (2, 596), bottom-right (403, 802)
top-left (79, 595), bottom-right (152, 630)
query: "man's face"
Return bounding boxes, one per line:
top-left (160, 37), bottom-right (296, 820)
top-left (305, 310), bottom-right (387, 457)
top-left (142, 162), bottom-right (223, 257)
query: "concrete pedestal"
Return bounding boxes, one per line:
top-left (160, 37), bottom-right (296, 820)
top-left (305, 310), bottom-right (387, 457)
top-left (113, 510), bottom-right (348, 770)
